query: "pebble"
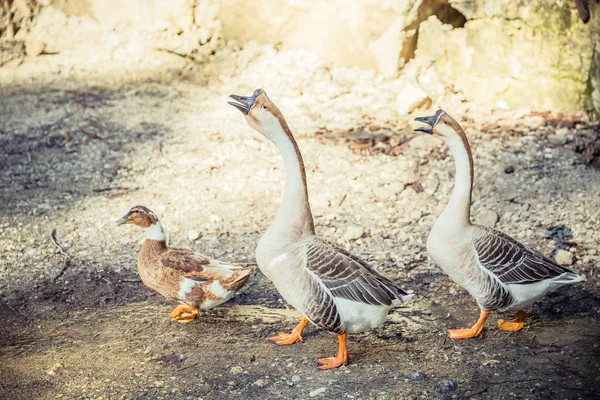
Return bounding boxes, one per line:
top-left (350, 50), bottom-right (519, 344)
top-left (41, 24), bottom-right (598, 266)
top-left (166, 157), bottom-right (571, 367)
top-left (437, 380), bottom-right (457, 393)
top-left (474, 209), bottom-right (499, 228)
top-left (548, 131), bottom-right (567, 145)
top-left (25, 39), bottom-right (45, 57)
top-left (229, 366), bottom-right (243, 374)
top-left (504, 165), bottom-right (515, 174)
top-left (555, 249), bottom-right (574, 266)
top-left (291, 375), bottom-right (301, 383)
top-left (406, 371), bottom-right (426, 381)
top-left (187, 230), bottom-right (201, 241)
top-left (309, 387), bottom-right (327, 397)
top-left (522, 115), bottom-right (545, 130)
top-left (253, 379), bottom-right (268, 387)
top-left (344, 226), bottom-right (364, 241)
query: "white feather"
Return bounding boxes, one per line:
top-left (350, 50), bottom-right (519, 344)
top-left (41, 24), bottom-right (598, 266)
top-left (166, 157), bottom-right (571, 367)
top-left (146, 222), bottom-right (165, 241)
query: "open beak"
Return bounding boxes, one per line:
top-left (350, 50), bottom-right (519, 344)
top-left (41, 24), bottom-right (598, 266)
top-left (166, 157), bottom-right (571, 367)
top-left (228, 92), bottom-right (258, 115)
top-left (414, 110), bottom-right (444, 134)
top-left (116, 215), bottom-right (130, 226)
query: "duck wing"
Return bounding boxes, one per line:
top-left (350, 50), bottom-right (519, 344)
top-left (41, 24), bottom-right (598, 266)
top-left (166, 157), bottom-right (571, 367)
top-left (473, 226), bottom-right (580, 285)
top-left (304, 237), bottom-right (413, 306)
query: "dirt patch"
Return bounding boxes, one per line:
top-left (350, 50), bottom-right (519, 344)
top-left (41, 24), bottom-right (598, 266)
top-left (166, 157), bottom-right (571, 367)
top-left (1, 43), bottom-right (599, 399)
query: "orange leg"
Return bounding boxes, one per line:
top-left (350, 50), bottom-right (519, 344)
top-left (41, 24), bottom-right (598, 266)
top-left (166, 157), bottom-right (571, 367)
top-left (268, 317), bottom-right (309, 345)
top-left (497, 310), bottom-right (526, 332)
top-left (170, 305), bottom-right (200, 324)
top-left (317, 332), bottom-right (351, 370)
top-left (448, 310), bottom-right (490, 339)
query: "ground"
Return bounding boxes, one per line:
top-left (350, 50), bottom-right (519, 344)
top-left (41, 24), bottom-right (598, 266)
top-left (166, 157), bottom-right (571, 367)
top-left (0, 46), bottom-right (599, 400)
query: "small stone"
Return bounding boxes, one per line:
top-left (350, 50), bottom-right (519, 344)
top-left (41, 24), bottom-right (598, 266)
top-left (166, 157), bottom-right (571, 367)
top-left (344, 226), bottom-right (364, 241)
top-left (474, 209), bottom-right (499, 228)
top-left (24, 248), bottom-right (39, 258)
top-left (548, 131), bottom-right (567, 145)
top-left (406, 371), bottom-right (426, 381)
top-left (229, 366), bottom-right (243, 374)
top-left (187, 230), bottom-right (201, 241)
top-left (25, 39), bottom-right (45, 57)
top-left (555, 249), bottom-right (574, 266)
top-left (522, 116), bottom-right (545, 130)
top-left (291, 375), bottom-right (301, 383)
top-left (374, 186), bottom-right (395, 200)
top-left (397, 81), bottom-right (430, 114)
top-left (309, 387), bottom-right (327, 397)
top-left (504, 165), bottom-right (515, 174)
top-left (408, 135), bottom-right (439, 152)
top-left (409, 210), bottom-right (422, 221)
top-left (253, 379), bottom-right (268, 387)
top-left (438, 380), bottom-right (457, 393)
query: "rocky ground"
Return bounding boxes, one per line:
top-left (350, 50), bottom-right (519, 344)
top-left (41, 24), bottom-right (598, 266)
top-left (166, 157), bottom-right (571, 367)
top-left (1, 44), bottom-right (599, 399)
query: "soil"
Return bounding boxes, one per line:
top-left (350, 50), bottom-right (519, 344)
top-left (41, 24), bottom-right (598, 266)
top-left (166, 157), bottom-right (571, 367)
top-left (1, 45), bottom-right (599, 400)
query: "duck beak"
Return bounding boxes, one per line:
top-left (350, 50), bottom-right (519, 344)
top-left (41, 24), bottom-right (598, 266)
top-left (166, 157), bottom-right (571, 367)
top-left (228, 90), bottom-right (261, 115)
top-left (116, 215), bottom-right (130, 226)
top-left (228, 94), bottom-right (255, 115)
top-left (414, 110), bottom-right (444, 134)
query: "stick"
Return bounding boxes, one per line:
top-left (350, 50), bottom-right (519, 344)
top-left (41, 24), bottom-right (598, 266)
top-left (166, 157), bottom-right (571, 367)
top-left (50, 228), bottom-right (71, 281)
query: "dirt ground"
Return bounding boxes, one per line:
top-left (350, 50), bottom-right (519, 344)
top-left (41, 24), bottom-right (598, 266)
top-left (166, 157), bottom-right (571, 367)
top-left (1, 46), bottom-right (599, 399)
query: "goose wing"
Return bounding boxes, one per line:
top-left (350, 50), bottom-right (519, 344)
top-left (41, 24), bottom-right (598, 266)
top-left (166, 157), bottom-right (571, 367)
top-left (304, 237), bottom-right (412, 306)
top-left (473, 226), bottom-right (576, 285)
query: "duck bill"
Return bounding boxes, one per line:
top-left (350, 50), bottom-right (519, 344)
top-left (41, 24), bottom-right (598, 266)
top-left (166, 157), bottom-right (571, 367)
top-left (414, 110), bottom-right (444, 134)
top-left (228, 93), bottom-right (257, 115)
top-left (116, 215), bottom-right (130, 226)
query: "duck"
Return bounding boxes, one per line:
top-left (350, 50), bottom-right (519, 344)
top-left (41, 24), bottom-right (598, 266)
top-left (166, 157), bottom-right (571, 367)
top-left (414, 110), bottom-right (586, 339)
top-left (229, 89), bottom-right (414, 370)
top-left (117, 205), bottom-right (255, 323)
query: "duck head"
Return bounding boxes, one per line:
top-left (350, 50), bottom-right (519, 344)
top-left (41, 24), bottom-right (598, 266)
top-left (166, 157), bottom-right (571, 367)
top-left (414, 110), bottom-right (462, 141)
top-left (228, 89), bottom-right (289, 141)
top-left (116, 205), bottom-right (159, 228)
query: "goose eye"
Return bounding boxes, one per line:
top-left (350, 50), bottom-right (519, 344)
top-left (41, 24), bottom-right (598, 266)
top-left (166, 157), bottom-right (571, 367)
top-left (262, 105), bottom-right (266, 109)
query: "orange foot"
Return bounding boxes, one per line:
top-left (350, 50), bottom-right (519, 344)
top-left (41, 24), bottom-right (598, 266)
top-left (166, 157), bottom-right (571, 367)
top-left (448, 310), bottom-right (490, 339)
top-left (317, 332), bottom-right (351, 370)
top-left (170, 305), bottom-right (200, 324)
top-left (498, 310), bottom-right (526, 332)
top-left (269, 317), bottom-right (309, 345)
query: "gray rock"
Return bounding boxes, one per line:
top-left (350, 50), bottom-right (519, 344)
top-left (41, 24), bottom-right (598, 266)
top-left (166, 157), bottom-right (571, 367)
top-left (253, 379), bottom-right (268, 387)
top-left (555, 249), bottom-right (574, 266)
top-left (406, 371), bottom-right (426, 381)
top-left (344, 226), bottom-right (364, 241)
top-left (438, 379), bottom-right (457, 393)
top-left (548, 130), bottom-right (568, 145)
top-left (291, 375), bottom-right (301, 383)
top-left (309, 387), bottom-right (327, 397)
top-left (474, 209), bottom-right (499, 228)
top-left (187, 230), bottom-right (201, 241)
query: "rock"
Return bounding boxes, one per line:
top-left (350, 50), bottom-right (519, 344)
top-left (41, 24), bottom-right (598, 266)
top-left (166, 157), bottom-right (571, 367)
top-left (438, 379), bottom-right (457, 393)
top-left (555, 249), bottom-right (574, 266)
top-left (397, 81), bottom-right (430, 114)
top-left (523, 116), bottom-right (546, 130)
top-left (229, 366), bottom-right (243, 374)
top-left (344, 226), bottom-right (364, 241)
top-left (474, 209), bottom-right (499, 227)
top-left (23, 248), bottom-right (39, 258)
top-left (291, 375), bottom-right (301, 383)
top-left (408, 134), bottom-right (439, 152)
top-left (253, 379), bottom-right (268, 387)
top-left (25, 39), bottom-right (45, 57)
top-left (504, 165), bottom-right (515, 174)
top-left (406, 371), bottom-right (426, 381)
top-left (410, 210), bottom-right (422, 221)
top-left (548, 130), bottom-right (568, 145)
top-left (309, 387), bottom-right (327, 397)
top-left (187, 230), bottom-right (201, 241)
top-left (374, 186), bottom-right (395, 200)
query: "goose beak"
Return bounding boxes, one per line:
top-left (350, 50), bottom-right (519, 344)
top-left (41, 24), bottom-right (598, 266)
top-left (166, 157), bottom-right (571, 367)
top-left (116, 215), bottom-right (130, 226)
top-left (414, 110), bottom-right (444, 134)
top-left (228, 92), bottom-right (258, 115)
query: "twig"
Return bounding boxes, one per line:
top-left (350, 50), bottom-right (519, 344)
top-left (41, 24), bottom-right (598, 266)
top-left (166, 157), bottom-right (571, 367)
top-left (50, 228), bottom-right (71, 281)
top-left (465, 387), bottom-right (488, 398)
top-left (338, 193), bottom-right (347, 207)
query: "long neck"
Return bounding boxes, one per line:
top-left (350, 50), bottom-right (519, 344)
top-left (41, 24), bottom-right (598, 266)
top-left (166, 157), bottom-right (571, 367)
top-left (268, 123), bottom-right (315, 237)
top-left (440, 131), bottom-right (473, 226)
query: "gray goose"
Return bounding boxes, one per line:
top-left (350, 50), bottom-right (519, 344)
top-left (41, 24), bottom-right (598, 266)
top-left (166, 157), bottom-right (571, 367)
top-left (229, 89), bottom-right (413, 369)
top-left (414, 110), bottom-right (586, 339)
top-left (117, 205), bottom-right (255, 323)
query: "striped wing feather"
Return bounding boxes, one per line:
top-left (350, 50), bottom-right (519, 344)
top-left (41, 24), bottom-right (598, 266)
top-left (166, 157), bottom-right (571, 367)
top-left (473, 226), bottom-right (573, 285)
top-left (304, 237), bottom-right (410, 306)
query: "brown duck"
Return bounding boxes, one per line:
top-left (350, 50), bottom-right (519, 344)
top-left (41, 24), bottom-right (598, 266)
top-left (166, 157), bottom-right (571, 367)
top-left (117, 205), bottom-right (255, 323)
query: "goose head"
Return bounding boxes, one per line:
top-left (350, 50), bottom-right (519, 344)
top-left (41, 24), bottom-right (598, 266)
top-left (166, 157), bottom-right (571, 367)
top-left (229, 89), bottom-right (289, 142)
top-left (414, 110), bottom-right (462, 141)
top-left (116, 205), bottom-right (159, 229)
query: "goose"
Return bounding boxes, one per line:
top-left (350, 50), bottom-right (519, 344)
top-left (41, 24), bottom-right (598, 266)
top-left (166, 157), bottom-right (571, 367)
top-left (414, 110), bottom-right (586, 339)
top-left (228, 89), bottom-right (413, 370)
top-left (117, 205), bottom-right (255, 323)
